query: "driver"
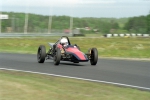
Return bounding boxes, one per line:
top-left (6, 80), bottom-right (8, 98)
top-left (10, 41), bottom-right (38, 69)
top-left (60, 38), bottom-right (68, 47)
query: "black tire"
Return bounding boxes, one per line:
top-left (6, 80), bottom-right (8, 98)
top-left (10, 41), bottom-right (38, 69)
top-left (53, 48), bottom-right (61, 65)
top-left (37, 45), bottom-right (46, 63)
top-left (90, 48), bottom-right (98, 65)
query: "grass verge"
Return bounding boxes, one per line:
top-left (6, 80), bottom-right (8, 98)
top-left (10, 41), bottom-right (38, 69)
top-left (0, 70), bottom-right (150, 100)
top-left (0, 37), bottom-right (150, 58)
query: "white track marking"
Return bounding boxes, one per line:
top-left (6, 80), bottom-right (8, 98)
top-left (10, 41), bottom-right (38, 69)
top-left (0, 68), bottom-right (150, 91)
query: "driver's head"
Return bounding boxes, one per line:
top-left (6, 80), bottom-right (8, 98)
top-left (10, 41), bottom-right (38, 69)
top-left (60, 38), bottom-right (68, 47)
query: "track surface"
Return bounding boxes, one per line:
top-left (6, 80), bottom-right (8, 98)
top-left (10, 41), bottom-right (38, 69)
top-left (0, 53), bottom-right (150, 89)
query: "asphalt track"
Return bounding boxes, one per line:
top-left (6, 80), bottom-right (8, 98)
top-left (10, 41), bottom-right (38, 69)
top-left (0, 53), bottom-right (150, 90)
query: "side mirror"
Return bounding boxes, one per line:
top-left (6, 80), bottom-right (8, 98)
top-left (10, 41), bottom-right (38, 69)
top-left (74, 44), bottom-right (77, 46)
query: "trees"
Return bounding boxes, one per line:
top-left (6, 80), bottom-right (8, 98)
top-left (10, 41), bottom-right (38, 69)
top-left (5, 11), bottom-right (150, 34)
top-left (147, 13), bottom-right (150, 34)
top-left (124, 16), bottom-right (148, 34)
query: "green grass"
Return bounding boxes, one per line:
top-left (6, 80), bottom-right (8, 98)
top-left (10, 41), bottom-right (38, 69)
top-left (0, 37), bottom-right (150, 58)
top-left (0, 70), bottom-right (150, 100)
top-left (0, 37), bottom-right (150, 99)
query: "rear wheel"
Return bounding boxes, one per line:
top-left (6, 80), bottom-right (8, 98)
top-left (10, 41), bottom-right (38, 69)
top-left (37, 45), bottom-right (46, 63)
top-left (90, 48), bottom-right (98, 65)
top-left (53, 48), bottom-right (61, 65)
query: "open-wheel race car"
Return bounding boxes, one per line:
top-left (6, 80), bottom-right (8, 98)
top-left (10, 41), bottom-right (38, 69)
top-left (37, 36), bottom-right (98, 65)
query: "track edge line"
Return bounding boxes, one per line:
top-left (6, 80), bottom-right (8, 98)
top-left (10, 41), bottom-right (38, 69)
top-left (0, 68), bottom-right (150, 91)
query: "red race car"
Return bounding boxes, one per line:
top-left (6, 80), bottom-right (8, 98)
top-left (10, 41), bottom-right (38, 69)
top-left (37, 36), bottom-right (98, 65)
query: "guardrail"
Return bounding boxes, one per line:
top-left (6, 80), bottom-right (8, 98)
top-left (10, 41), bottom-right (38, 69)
top-left (104, 34), bottom-right (150, 38)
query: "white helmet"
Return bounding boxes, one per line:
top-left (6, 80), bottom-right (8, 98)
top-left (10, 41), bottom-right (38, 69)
top-left (60, 38), bottom-right (68, 46)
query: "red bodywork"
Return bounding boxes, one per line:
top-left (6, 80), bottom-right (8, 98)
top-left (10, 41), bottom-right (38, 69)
top-left (57, 44), bottom-right (63, 49)
top-left (65, 47), bottom-right (86, 60)
top-left (57, 44), bottom-right (87, 61)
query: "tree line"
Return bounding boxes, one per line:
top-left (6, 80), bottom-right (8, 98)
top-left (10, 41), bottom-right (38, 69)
top-left (1, 11), bottom-right (150, 34)
top-left (124, 14), bottom-right (150, 34)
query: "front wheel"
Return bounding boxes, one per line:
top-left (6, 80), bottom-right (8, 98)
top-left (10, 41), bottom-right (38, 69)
top-left (90, 48), bottom-right (98, 65)
top-left (53, 48), bottom-right (61, 65)
top-left (37, 45), bottom-right (46, 63)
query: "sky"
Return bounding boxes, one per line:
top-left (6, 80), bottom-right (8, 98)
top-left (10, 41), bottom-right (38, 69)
top-left (0, 0), bottom-right (150, 18)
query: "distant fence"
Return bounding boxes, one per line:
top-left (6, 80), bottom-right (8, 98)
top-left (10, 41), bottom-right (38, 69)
top-left (0, 33), bottom-right (72, 37)
top-left (104, 33), bottom-right (150, 38)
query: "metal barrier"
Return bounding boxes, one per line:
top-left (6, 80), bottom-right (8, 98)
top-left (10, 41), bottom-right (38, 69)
top-left (105, 34), bottom-right (150, 38)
